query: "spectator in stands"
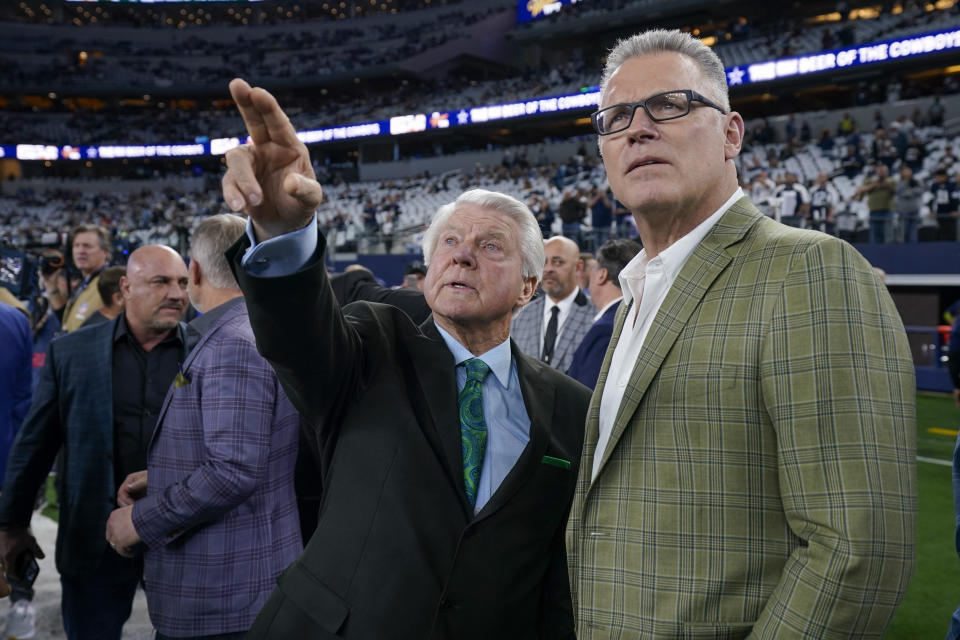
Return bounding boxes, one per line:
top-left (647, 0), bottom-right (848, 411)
top-left (81, 266), bottom-right (126, 328)
top-left (840, 143), bottom-right (864, 178)
top-left (528, 193), bottom-right (554, 239)
top-left (0, 245), bottom-right (189, 640)
top-left (587, 185), bottom-right (614, 251)
top-left (567, 239), bottom-right (640, 389)
top-left (568, 28), bottom-right (915, 639)
top-left (838, 111), bottom-right (857, 135)
top-left (558, 187), bottom-right (586, 245)
top-left (903, 135), bottom-right (925, 172)
top-left (931, 168), bottom-right (959, 242)
top-left (772, 171), bottom-right (810, 227)
top-left (929, 95), bottom-right (945, 127)
top-left (106, 215), bottom-right (301, 640)
top-left (59, 225), bottom-right (110, 332)
top-left (222, 75), bottom-right (589, 638)
top-left (808, 172), bottom-right (837, 234)
top-left (856, 164), bottom-right (897, 243)
top-left (895, 165), bottom-right (925, 243)
top-left (511, 236), bottom-right (595, 373)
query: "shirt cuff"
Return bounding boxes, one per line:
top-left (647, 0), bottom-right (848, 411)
top-left (240, 213), bottom-right (319, 277)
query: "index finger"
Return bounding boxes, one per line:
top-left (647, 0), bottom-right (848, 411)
top-left (228, 78), bottom-right (302, 149)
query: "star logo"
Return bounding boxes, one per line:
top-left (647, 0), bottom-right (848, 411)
top-left (456, 110), bottom-right (470, 125)
top-left (727, 67), bottom-right (745, 86)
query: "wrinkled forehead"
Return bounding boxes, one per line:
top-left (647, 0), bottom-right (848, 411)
top-left (442, 204), bottom-right (518, 237)
top-left (601, 52), bottom-right (711, 107)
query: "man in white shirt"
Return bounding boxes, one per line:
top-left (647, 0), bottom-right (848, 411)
top-left (511, 236), bottom-right (595, 374)
top-left (565, 28), bottom-right (916, 639)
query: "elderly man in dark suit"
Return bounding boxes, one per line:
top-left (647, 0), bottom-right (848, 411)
top-left (0, 245), bottom-right (189, 640)
top-left (105, 214), bottom-right (302, 640)
top-left (220, 78), bottom-right (590, 640)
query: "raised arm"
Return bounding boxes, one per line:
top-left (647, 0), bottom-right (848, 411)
top-left (222, 78), bottom-right (323, 241)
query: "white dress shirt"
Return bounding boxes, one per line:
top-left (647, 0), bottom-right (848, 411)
top-left (592, 188), bottom-right (744, 480)
top-left (540, 286), bottom-right (580, 354)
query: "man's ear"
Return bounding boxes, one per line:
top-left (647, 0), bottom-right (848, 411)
top-left (516, 275), bottom-right (538, 308)
top-left (111, 291), bottom-right (124, 308)
top-left (596, 266), bottom-right (610, 286)
top-left (189, 259), bottom-right (202, 287)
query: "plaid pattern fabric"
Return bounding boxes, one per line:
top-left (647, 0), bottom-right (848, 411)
top-left (132, 302), bottom-right (302, 637)
top-left (566, 198), bottom-right (917, 639)
top-left (511, 291), bottom-right (596, 374)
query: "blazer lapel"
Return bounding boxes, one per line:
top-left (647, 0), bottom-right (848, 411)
top-left (552, 289), bottom-right (591, 370)
top-left (473, 346), bottom-right (554, 523)
top-left (592, 199), bottom-right (762, 478)
top-left (148, 319), bottom-right (206, 450)
top-left (581, 300), bottom-right (630, 474)
top-left (407, 317), bottom-right (472, 515)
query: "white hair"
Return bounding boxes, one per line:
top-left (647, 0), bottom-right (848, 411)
top-left (190, 214), bottom-right (247, 289)
top-left (600, 29), bottom-right (730, 112)
top-left (422, 189), bottom-right (544, 287)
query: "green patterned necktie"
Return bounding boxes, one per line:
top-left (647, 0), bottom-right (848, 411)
top-left (459, 358), bottom-right (491, 508)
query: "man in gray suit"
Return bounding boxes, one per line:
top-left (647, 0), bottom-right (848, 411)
top-left (511, 236), bottom-right (595, 374)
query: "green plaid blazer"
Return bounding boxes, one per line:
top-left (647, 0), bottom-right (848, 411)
top-left (566, 197), bottom-right (916, 639)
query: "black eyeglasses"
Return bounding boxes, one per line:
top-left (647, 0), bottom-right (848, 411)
top-left (591, 90), bottom-right (727, 136)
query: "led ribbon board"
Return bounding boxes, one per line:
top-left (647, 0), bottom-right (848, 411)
top-left (724, 25), bottom-right (960, 87)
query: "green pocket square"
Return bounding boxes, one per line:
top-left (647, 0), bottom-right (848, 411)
top-left (541, 455), bottom-right (571, 470)
top-left (173, 371), bottom-right (191, 388)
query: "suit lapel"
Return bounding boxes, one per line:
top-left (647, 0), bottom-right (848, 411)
top-left (407, 318), bottom-right (472, 515)
top-left (551, 290), bottom-right (591, 370)
top-left (148, 316), bottom-right (215, 450)
top-left (581, 300), bottom-right (629, 475)
top-left (592, 199), bottom-right (762, 478)
top-left (473, 346), bottom-right (554, 523)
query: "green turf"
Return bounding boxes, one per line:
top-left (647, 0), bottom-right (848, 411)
top-left (887, 392), bottom-right (959, 638)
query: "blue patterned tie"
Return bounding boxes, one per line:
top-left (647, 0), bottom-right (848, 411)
top-left (459, 358), bottom-right (491, 508)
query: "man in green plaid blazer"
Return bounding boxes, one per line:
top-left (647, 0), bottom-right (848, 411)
top-left (566, 30), bottom-right (916, 638)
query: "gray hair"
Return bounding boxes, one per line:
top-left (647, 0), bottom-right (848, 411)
top-left (190, 214), bottom-right (247, 290)
top-left (422, 189), bottom-right (545, 287)
top-left (600, 29), bottom-right (730, 112)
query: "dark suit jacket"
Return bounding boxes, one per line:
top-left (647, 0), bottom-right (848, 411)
top-left (0, 317), bottom-right (186, 579)
top-left (229, 235), bottom-right (589, 640)
top-left (567, 300), bottom-right (621, 389)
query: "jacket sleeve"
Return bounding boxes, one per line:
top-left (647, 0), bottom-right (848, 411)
top-left (227, 232), bottom-right (366, 432)
top-left (0, 340), bottom-right (65, 526)
top-left (751, 239), bottom-right (916, 638)
top-left (132, 335), bottom-right (291, 547)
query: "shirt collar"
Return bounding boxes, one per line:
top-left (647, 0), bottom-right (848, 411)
top-left (434, 322), bottom-right (512, 388)
top-left (544, 286), bottom-right (580, 317)
top-left (593, 296), bottom-right (622, 322)
top-left (619, 187), bottom-right (743, 307)
top-left (187, 296), bottom-right (243, 339)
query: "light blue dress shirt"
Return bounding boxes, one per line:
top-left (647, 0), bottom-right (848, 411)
top-left (240, 217), bottom-right (532, 513)
top-left (434, 325), bottom-right (531, 513)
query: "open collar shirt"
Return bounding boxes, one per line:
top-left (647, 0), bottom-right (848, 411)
top-left (592, 188), bottom-right (743, 480)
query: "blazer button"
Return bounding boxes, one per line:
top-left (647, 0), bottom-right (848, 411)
top-left (439, 598), bottom-right (453, 610)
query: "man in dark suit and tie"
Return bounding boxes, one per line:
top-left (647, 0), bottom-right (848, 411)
top-left (0, 245), bottom-right (189, 640)
top-left (220, 78), bottom-right (590, 639)
top-left (567, 239), bottom-right (640, 388)
top-left (511, 236), bottom-right (595, 373)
